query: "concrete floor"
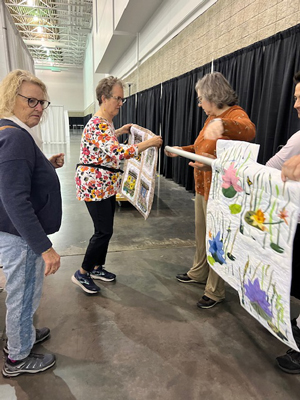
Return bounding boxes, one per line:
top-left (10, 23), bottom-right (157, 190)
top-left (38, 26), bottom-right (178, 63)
top-left (0, 136), bottom-right (300, 399)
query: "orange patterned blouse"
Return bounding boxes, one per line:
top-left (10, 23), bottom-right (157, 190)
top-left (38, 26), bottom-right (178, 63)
top-left (181, 105), bottom-right (256, 200)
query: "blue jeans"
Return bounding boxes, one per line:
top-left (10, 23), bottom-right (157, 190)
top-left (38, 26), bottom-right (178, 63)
top-left (0, 232), bottom-right (45, 360)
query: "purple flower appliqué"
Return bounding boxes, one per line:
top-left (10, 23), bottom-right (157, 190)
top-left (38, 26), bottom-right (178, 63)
top-left (244, 278), bottom-right (273, 318)
top-left (208, 231), bottom-right (226, 264)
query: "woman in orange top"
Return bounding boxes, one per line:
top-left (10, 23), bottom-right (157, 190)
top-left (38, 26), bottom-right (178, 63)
top-left (165, 72), bottom-right (256, 309)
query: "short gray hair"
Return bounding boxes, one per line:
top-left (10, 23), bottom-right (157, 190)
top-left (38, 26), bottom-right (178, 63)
top-left (96, 76), bottom-right (124, 105)
top-left (195, 72), bottom-right (238, 109)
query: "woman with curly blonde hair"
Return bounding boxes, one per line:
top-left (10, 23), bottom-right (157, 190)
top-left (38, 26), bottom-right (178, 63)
top-left (0, 69), bottom-right (63, 377)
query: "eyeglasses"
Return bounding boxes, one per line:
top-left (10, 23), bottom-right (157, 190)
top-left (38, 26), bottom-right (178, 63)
top-left (197, 96), bottom-right (202, 105)
top-left (18, 94), bottom-right (50, 110)
top-left (111, 96), bottom-right (126, 104)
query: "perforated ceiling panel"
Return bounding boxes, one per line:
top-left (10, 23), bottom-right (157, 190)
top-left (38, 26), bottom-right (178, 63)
top-left (5, 0), bottom-right (92, 70)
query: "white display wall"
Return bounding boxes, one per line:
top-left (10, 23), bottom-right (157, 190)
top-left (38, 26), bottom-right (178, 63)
top-left (0, 0), bottom-right (34, 80)
top-left (40, 105), bottom-right (66, 144)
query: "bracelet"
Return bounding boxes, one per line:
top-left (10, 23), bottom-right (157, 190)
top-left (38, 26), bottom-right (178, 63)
top-left (42, 247), bottom-right (52, 255)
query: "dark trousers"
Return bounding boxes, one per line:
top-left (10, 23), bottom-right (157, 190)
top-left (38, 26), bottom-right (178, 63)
top-left (291, 223), bottom-right (300, 299)
top-left (81, 196), bottom-right (116, 272)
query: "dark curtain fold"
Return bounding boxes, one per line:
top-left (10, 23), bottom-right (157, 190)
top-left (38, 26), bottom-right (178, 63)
top-left (69, 116), bottom-right (84, 128)
top-left (171, 73), bottom-right (195, 188)
top-left (113, 110), bottom-right (121, 130)
top-left (122, 94), bottom-right (137, 125)
top-left (115, 94), bottom-right (137, 143)
top-left (161, 63), bottom-right (211, 190)
top-left (83, 114), bottom-right (92, 126)
top-left (136, 84), bottom-right (161, 135)
top-left (161, 78), bottom-right (177, 178)
top-left (213, 43), bottom-right (263, 126)
top-left (255, 26), bottom-right (300, 163)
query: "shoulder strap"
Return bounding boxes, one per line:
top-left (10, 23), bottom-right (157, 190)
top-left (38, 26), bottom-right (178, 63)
top-left (0, 125), bottom-right (18, 131)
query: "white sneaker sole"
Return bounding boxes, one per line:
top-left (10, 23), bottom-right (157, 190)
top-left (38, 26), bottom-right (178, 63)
top-left (71, 275), bottom-right (100, 294)
top-left (176, 277), bottom-right (198, 283)
top-left (2, 359), bottom-right (56, 377)
top-left (90, 275), bottom-right (115, 282)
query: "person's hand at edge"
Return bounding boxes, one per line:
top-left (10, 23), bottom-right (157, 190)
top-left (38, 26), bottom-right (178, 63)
top-left (42, 247), bottom-right (61, 276)
top-left (164, 146), bottom-right (182, 157)
top-left (204, 119), bottom-right (224, 140)
top-left (281, 154), bottom-right (300, 182)
top-left (116, 124), bottom-right (133, 137)
top-left (49, 153), bottom-right (65, 169)
top-left (137, 136), bottom-right (163, 153)
top-left (189, 152), bottom-right (216, 171)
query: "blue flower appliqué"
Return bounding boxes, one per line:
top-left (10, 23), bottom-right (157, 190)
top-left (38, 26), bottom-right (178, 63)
top-left (208, 231), bottom-right (226, 264)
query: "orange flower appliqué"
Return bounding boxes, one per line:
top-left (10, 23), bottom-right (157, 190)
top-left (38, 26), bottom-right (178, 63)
top-left (278, 208), bottom-right (288, 225)
top-left (250, 209), bottom-right (268, 231)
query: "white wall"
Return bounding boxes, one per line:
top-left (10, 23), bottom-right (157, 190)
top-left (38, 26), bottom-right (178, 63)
top-left (137, 0), bottom-right (216, 64)
top-left (93, 0), bottom-right (113, 72)
top-left (83, 33), bottom-right (105, 113)
top-left (36, 69), bottom-right (84, 112)
top-left (0, 0), bottom-right (9, 80)
top-left (83, 34), bottom-right (95, 111)
top-left (0, 0), bottom-right (34, 80)
top-left (114, 0), bottom-right (129, 27)
top-left (93, 0), bottom-right (216, 78)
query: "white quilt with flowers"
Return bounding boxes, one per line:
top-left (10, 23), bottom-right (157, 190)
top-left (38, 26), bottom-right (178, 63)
top-left (207, 140), bottom-right (300, 350)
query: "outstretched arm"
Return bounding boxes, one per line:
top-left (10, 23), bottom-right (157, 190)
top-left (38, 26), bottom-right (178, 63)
top-left (281, 155), bottom-right (300, 182)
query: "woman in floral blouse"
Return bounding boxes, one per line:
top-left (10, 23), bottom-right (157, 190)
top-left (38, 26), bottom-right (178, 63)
top-left (165, 72), bottom-right (255, 309)
top-left (73, 76), bottom-right (162, 294)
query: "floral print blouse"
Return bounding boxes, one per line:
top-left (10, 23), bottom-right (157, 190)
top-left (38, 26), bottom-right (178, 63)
top-left (181, 105), bottom-right (256, 201)
top-left (75, 116), bottom-right (138, 201)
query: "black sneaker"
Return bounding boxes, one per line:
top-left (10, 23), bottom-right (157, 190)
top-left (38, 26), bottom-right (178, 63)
top-left (90, 267), bottom-right (116, 282)
top-left (291, 319), bottom-right (300, 348)
top-left (3, 327), bottom-right (50, 355)
top-left (276, 349), bottom-right (300, 374)
top-left (176, 273), bottom-right (203, 283)
top-left (71, 270), bottom-right (100, 294)
top-left (2, 352), bottom-right (56, 377)
top-left (197, 295), bottom-right (222, 309)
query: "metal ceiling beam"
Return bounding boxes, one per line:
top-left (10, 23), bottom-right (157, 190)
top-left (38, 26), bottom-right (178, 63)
top-left (5, 0), bottom-right (92, 68)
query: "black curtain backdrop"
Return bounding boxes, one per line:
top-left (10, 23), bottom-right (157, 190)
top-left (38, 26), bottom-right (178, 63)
top-left (69, 116), bottom-right (84, 127)
top-left (112, 24), bottom-right (300, 189)
top-left (83, 114), bottom-right (92, 127)
top-left (112, 109), bottom-right (121, 130)
top-left (255, 26), bottom-right (300, 163)
top-left (160, 79), bottom-right (177, 178)
top-left (113, 94), bottom-right (137, 143)
top-left (215, 25), bottom-right (300, 163)
top-left (136, 84), bottom-right (161, 134)
top-left (122, 94), bottom-right (137, 125)
top-left (161, 63), bottom-right (212, 189)
top-left (214, 43), bottom-right (264, 127)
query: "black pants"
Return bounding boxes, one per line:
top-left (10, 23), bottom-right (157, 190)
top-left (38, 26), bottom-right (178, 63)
top-left (81, 196), bottom-right (116, 272)
top-left (291, 224), bottom-right (300, 299)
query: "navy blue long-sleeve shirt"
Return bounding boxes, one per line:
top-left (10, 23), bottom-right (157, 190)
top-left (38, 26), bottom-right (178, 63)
top-left (0, 120), bottom-right (62, 254)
